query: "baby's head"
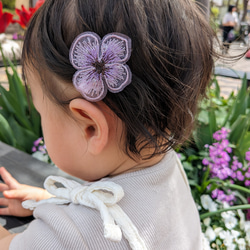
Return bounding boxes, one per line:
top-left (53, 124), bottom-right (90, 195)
top-left (22, 0), bottom-right (215, 179)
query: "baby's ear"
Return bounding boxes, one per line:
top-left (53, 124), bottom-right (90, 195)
top-left (69, 98), bottom-right (109, 155)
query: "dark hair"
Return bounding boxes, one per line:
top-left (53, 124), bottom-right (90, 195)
top-left (228, 5), bottom-right (235, 13)
top-left (22, 0), bottom-right (216, 159)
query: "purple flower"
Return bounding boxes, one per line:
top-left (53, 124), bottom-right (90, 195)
top-left (202, 158), bottom-right (209, 165)
top-left (217, 189), bottom-right (226, 200)
top-left (12, 33), bottom-right (18, 40)
top-left (231, 172), bottom-right (237, 179)
top-left (212, 127), bottom-right (230, 141)
top-left (38, 145), bottom-right (46, 154)
top-left (245, 180), bottom-right (250, 187)
top-left (69, 32), bottom-right (132, 102)
top-left (231, 156), bottom-right (242, 171)
top-left (246, 149), bottom-right (250, 161)
top-left (32, 146), bottom-right (37, 152)
top-left (236, 171), bottom-right (245, 181)
top-left (211, 188), bottom-right (235, 203)
top-left (211, 189), bottom-right (218, 199)
top-left (220, 139), bottom-right (229, 149)
top-left (33, 137), bottom-right (43, 147)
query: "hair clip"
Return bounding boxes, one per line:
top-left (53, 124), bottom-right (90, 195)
top-left (69, 32), bottom-right (132, 102)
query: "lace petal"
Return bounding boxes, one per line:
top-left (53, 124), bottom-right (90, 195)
top-left (69, 32), bottom-right (101, 69)
top-left (72, 68), bottom-right (107, 102)
top-left (104, 63), bottom-right (132, 93)
top-left (101, 33), bottom-right (131, 64)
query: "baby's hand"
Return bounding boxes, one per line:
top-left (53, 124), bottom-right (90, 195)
top-left (0, 167), bottom-right (52, 217)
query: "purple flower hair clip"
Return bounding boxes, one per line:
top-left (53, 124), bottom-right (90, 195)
top-left (69, 32), bottom-right (132, 102)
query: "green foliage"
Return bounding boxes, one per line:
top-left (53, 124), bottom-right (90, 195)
top-left (0, 51), bottom-right (42, 153)
top-left (2, 0), bottom-right (16, 10)
top-left (178, 75), bottom-right (250, 201)
top-left (178, 76), bottom-right (250, 248)
top-left (194, 75), bottom-right (250, 161)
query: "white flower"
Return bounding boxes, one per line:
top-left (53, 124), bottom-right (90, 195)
top-left (246, 234), bottom-right (250, 245)
top-left (221, 211), bottom-right (238, 230)
top-left (208, 201), bottom-right (218, 212)
top-left (221, 211), bottom-right (235, 219)
top-left (223, 231), bottom-right (234, 247)
top-left (32, 151), bottom-right (49, 163)
top-left (202, 233), bottom-right (211, 250)
top-left (237, 209), bottom-right (246, 230)
top-left (238, 209), bottom-right (245, 221)
top-left (203, 217), bottom-right (211, 227)
top-left (219, 230), bottom-right (226, 239)
top-left (0, 34), bottom-right (22, 60)
top-left (245, 221), bottom-right (250, 233)
top-left (224, 215), bottom-right (238, 230)
top-left (201, 195), bottom-right (213, 210)
top-left (200, 195), bottom-right (218, 212)
top-left (227, 244), bottom-right (236, 250)
top-left (231, 229), bottom-right (240, 239)
top-left (205, 226), bottom-right (216, 242)
top-left (196, 203), bottom-right (202, 211)
top-left (244, 222), bottom-right (250, 245)
top-left (223, 201), bottom-right (230, 209)
top-left (236, 238), bottom-right (246, 250)
top-left (214, 227), bottom-right (223, 236)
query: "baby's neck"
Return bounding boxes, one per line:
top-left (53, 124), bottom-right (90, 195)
top-left (108, 153), bottom-right (165, 177)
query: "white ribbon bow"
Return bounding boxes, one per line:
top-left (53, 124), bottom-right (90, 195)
top-left (22, 176), bottom-right (147, 250)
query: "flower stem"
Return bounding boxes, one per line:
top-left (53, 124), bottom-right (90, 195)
top-left (208, 179), bottom-right (250, 194)
top-left (200, 204), bottom-right (250, 219)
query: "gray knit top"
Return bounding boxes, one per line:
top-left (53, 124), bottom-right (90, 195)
top-left (10, 150), bottom-right (202, 250)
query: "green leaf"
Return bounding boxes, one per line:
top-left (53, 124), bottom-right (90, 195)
top-left (229, 75), bottom-right (249, 125)
top-left (0, 47), bottom-right (43, 154)
top-left (238, 131), bottom-right (250, 159)
top-left (197, 110), bottom-right (209, 124)
top-left (28, 101), bottom-right (41, 136)
top-left (208, 109), bottom-right (217, 136)
top-left (0, 114), bottom-right (16, 146)
top-left (229, 114), bottom-right (250, 145)
top-left (182, 161), bottom-right (194, 171)
top-left (6, 59), bottom-right (27, 114)
top-left (212, 77), bottom-right (220, 99)
top-left (193, 124), bottom-right (213, 151)
top-left (0, 84), bottom-right (16, 113)
top-left (214, 107), bottom-right (227, 127)
top-left (188, 180), bottom-right (199, 187)
top-left (8, 116), bottom-right (38, 153)
top-left (0, 84), bottom-right (32, 130)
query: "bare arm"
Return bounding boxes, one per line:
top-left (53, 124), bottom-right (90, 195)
top-left (0, 226), bottom-right (16, 249)
top-left (0, 225), bottom-right (10, 239)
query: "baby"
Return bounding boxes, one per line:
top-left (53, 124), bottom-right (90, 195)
top-left (0, 0), bottom-right (215, 249)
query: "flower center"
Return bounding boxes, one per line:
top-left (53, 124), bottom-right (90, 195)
top-left (93, 60), bottom-right (105, 74)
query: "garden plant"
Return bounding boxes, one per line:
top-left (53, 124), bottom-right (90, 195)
top-left (178, 76), bottom-right (250, 249)
top-left (0, 52), bottom-right (41, 153)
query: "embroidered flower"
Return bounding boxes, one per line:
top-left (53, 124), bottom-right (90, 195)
top-left (69, 32), bottom-right (132, 102)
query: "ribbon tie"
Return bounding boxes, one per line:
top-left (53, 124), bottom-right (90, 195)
top-left (22, 176), bottom-right (147, 250)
